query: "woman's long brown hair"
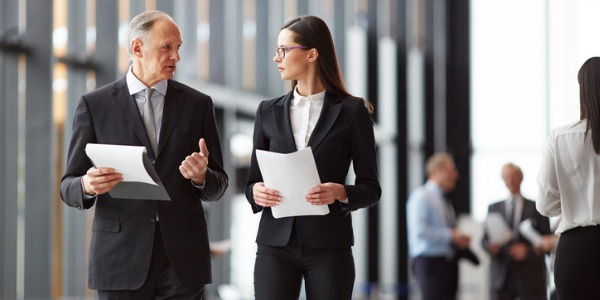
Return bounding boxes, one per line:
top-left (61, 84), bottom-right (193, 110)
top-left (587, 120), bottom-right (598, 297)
top-left (281, 16), bottom-right (374, 113)
top-left (578, 57), bottom-right (600, 154)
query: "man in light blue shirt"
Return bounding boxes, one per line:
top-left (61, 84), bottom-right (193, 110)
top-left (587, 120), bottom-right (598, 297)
top-left (407, 153), bottom-right (472, 300)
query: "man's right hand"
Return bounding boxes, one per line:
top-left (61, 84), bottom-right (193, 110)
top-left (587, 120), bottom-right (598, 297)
top-left (82, 167), bottom-right (123, 196)
top-left (451, 229), bottom-right (471, 249)
top-left (487, 243), bottom-right (503, 255)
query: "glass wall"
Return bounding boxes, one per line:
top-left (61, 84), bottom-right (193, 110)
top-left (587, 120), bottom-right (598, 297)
top-left (471, 0), bottom-right (600, 222)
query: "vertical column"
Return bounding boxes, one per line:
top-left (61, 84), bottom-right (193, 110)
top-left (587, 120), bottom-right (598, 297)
top-left (129, 0), bottom-right (145, 17)
top-left (406, 0), bottom-right (426, 296)
top-left (366, 1), bottom-right (379, 294)
top-left (224, 0), bottom-right (243, 89)
top-left (174, 0), bottom-right (198, 81)
top-left (393, 0), bottom-right (410, 297)
top-left (333, 0), bottom-right (346, 75)
top-left (375, 0), bottom-right (409, 298)
top-left (156, 0), bottom-right (174, 16)
top-left (61, 0), bottom-right (89, 296)
top-left (424, 0), bottom-right (470, 213)
top-left (23, 0), bottom-right (54, 297)
top-left (267, 0), bottom-right (283, 95)
top-left (297, 0), bottom-right (308, 15)
top-left (444, 0), bottom-right (470, 214)
top-left (254, 0), bottom-right (269, 94)
top-left (209, 0), bottom-right (225, 84)
top-left (345, 23), bottom-right (369, 298)
top-left (0, 0), bottom-right (21, 298)
top-left (95, 0), bottom-right (119, 87)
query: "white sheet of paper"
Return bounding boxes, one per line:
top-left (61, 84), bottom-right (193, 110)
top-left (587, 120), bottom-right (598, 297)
top-left (484, 212), bottom-right (512, 245)
top-left (255, 147), bottom-right (329, 218)
top-left (85, 143), bottom-right (158, 186)
top-left (519, 218), bottom-right (543, 246)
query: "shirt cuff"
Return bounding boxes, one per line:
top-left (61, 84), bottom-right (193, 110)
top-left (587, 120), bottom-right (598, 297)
top-left (191, 180), bottom-right (205, 189)
top-left (81, 178), bottom-right (96, 199)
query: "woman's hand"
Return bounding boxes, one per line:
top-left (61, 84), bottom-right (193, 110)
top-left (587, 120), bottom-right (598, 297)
top-left (305, 183), bottom-right (347, 206)
top-left (253, 182), bottom-right (282, 207)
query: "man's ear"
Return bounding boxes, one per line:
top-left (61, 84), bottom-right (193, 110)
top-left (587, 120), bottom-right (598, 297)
top-left (132, 39), bottom-right (143, 58)
top-left (308, 48), bottom-right (319, 62)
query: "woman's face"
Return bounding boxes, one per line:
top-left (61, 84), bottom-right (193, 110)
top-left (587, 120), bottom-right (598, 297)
top-left (274, 29), bottom-right (311, 82)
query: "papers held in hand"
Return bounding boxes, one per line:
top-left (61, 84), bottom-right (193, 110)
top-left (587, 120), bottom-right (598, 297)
top-left (85, 143), bottom-right (170, 201)
top-left (519, 218), bottom-right (543, 246)
top-left (484, 212), bottom-right (512, 245)
top-left (255, 147), bottom-right (329, 218)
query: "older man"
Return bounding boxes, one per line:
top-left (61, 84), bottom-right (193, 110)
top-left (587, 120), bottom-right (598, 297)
top-left (482, 163), bottom-right (551, 300)
top-left (60, 10), bottom-right (228, 298)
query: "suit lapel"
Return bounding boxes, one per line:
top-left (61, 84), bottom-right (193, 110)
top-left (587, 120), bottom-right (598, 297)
top-left (307, 93), bottom-right (342, 152)
top-left (113, 78), bottom-right (156, 158)
top-left (157, 81), bottom-right (184, 156)
top-left (273, 92), bottom-right (297, 152)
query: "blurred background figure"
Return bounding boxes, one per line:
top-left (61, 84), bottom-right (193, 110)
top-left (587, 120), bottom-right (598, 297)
top-left (407, 153), bottom-right (476, 300)
top-left (482, 163), bottom-right (551, 300)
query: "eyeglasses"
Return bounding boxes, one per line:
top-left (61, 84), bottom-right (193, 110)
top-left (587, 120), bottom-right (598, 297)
top-left (274, 46), bottom-right (309, 59)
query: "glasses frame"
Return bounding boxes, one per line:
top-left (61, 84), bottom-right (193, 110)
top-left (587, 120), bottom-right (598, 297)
top-left (274, 46), bottom-right (309, 59)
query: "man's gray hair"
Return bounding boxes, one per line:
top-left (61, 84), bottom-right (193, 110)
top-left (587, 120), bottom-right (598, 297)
top-left (127, 10), bottom-right (174, 55)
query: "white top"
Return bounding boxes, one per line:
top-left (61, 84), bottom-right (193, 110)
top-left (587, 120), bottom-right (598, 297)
top-left (289, 87), bottom-right (325, 150)
top-left (537, 119), bottom-right (600, 234)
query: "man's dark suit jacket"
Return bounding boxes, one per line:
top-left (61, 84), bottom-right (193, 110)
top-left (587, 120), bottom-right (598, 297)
top-left (245, 91), bottom-right (381, 248)
top-left (60, 77), bottom-right (228, 291)
top-left (482, 198), bottom-right (551, 298)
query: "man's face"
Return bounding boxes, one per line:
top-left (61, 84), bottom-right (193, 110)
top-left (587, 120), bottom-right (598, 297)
top-left (439, 159), bottom-right (459, 192)
top-left (133, 17), bottom-right (182, 87)
top-left (502, 167), bottom-right (522, 194)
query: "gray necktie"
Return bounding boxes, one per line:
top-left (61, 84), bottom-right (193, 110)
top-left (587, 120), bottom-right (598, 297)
top-left (506, 198), bottom-right (514, 228)
top-left (143, 88), bottom-right (158, 156)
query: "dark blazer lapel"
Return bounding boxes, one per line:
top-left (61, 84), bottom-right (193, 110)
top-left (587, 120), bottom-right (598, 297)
top-left (157, 81), bottom-right (184, 156)
top-left (273, 92), bottom-right (297, 152)
top-left (307, 93), bottom-right (342, 152)
top-left (113, 78), bottom-right (155, 157)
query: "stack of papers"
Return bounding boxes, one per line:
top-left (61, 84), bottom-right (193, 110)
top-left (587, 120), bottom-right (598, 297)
top-left (85, 143), bottom-right (170, 201)
top-left (256, 147), bottom-right (329, 218)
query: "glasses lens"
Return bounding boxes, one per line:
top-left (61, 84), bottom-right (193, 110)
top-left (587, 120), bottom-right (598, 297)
top-left (276, 47), bottom-right (285, 58)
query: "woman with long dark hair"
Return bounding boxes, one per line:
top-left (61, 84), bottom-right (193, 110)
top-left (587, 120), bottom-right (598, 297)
top-left (537, 56), bottom-right (600, 299)
top-left (245, 15), bottom-right (381, 299)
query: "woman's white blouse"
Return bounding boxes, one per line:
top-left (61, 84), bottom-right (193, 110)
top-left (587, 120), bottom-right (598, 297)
top-left (537, 119), bottom-right (600, 234)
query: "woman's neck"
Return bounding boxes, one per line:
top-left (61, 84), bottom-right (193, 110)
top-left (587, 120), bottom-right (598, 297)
top-left (296, 78), bottom-right (325, 96)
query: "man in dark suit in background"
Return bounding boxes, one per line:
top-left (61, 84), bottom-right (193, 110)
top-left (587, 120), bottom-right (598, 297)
top-left (60, 10), bottom-right (227, 299)
top-left (482, 163), bottom-right (551, 300)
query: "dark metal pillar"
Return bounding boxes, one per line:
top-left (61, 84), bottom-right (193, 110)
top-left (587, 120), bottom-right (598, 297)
top-left (424, 0), bottom-right (470, 215)
top-left (0, 0), bottom-right (21, 297)
top-left (23, 0), bottom-right (54, 297)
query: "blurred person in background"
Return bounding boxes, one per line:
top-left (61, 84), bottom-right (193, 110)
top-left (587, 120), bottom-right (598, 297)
top-left (482, 163), bottom-right (551, 300)
top-left (407, 152), bottom-right (477, 300)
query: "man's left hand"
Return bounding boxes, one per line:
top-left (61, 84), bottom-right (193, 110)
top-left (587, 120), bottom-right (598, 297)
top-left (179, 138), bottom-right (209, 185)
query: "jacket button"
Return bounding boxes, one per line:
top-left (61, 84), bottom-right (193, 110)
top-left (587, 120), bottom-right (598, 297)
top-left (148, 217), bottom-right (156, 223)
top-left (150, 159), bottom-right (156, 165)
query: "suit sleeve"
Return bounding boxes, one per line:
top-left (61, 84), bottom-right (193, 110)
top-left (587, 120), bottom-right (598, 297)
top-left (194, 98), bottom-right (228, 201)
top-left (344, 102), bottom-right (381, 212)
top-left (60, 96), bottom-right (97, 210)
top-left (245, 102), bottom-right (267, 213)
